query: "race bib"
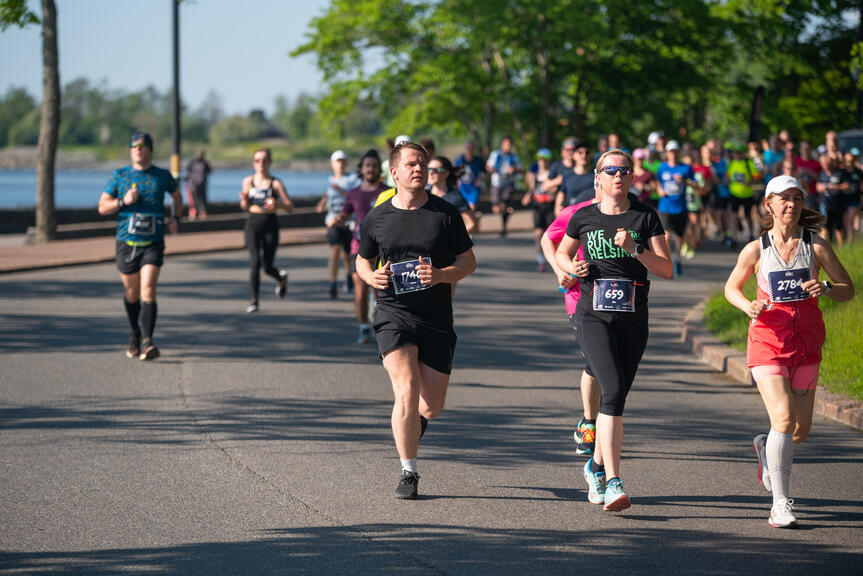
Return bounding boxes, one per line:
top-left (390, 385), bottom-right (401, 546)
top-left (664, 180), bottom-right (683, 196)
top-left (593, 279), bottom-right (636, 312)
top-left (767, 268), bottom-right (811, 303)
top-left (128, 212), bottom-right (155, 236)
top-left (392, 257), bottom-right (432, 295)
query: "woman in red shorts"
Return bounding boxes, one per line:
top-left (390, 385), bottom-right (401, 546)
top-left (725, 175), bottom-right (854, 529)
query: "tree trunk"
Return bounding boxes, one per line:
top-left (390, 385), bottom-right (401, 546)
top-left (35, 0), bottom-right (59, 243)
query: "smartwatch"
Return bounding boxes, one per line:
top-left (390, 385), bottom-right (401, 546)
top-left (823, 280), bottom-right (833, 293)
top-left (117, 197), bottom-right (125, 209)
top-left (629, 244), bottom-right (644, 257)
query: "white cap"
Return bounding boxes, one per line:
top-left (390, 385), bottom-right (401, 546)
top-left (394, 135), bottom-right (411, 146)
top-left (330, 150), bottom-right (347, 162)
top-left (765, 174), bottom-right (807, 197)
top-left (647, 131), bottom-right (663, 145)
top-left (665, 140), bottom-right (680, 151)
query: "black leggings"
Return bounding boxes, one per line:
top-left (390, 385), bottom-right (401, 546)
top-left (575, 308), bottom-right (649, 416)
top-left (246, 213), bottom-right (281, 300)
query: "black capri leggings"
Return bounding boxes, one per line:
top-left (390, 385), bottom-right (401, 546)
top-left (245, 212), bottom-right (281, 300)
top-left (575, 309), bottom-right (649, 416)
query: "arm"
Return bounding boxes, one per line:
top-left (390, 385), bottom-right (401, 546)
top-left (356, 255), bottom-right (392, 291)
top-left (418, 248), bottom-right (477, 286)
top-left (523, 171), bottom-right (536, 205)
top-left (724, 240), bottom-right (768, 319)
top-left (811, 236), bottom-right (855, 302)
top-left (316, 194), bottom-right (328, 213)
top-left (554, 234), bottom-right (583, 277)
top-left (541, 232), bottom-right (577, 290)
top-left (239, 177), bottom-right (252, 211)
top-left (97, 183), bottom-right (139, 216)
top-left (166, 188), bottom-right (183, 234)
top-left (273, 180), bottom-right (294, 213)
top-left (542, 174), bottom-right (563, 193)
top-left (554, 190), bottom-right (565, 216)
top-left (635, 232), bottom-right (673, 279)
top-left (461, 211), bottom-right (478, 235)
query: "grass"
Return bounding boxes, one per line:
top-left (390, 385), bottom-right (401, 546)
top-left (703, 240), bottom-right (863, 401)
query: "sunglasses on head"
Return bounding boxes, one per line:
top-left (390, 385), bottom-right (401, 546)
top-left (597, 165), bottom-right (632, 176)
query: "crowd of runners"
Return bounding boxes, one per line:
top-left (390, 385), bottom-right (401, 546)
top-left (99, 128), bottom-right (856, 528)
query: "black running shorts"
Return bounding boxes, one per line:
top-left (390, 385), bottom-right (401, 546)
top-left (374, 318), bottom-right (457, 375)
top-left (116, 240), bottom-right (164, 274)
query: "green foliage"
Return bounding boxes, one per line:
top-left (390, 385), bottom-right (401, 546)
top-left (208, 115), bottom-right (262, 144)
top-left (0, 0), bottom-right (39, 30)
top-left (7, 107), bottom-right (40, 145)
top-left (703, 242), bottom-right (863, 401)
top-left (0, 87), bottom-right (38, 147)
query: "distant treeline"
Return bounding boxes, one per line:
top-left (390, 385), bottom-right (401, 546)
top-left (0, 78), bottom-right (385, 151)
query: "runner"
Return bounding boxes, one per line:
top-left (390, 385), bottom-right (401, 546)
top-left (239, 148), bottom-right (294, 313)
top-left (815, 154), bottom-right (850, 245)
top-left (630, 148), bottom-right (656, 208)
top-left (454, 139), bottom-right (486, 211)
top-left (727, 142), bottom-right (762, 245)
top-left (656, 140), bottom-right (694, 276)
top-left (540, 191), bottom-right (601, 457)
top-left (97, 132), bottom-right (182, 360)
top-left (316, 150), bottom-right (360, 299)
top-left (330, 150), bottom-right (389, 343)
top-left (486, 136), bottom-right (523, 236)
top-left (724, 175), bottom-right (854, 529)
top-left (523, 147), bottom-right (555, 271)
top-left (428, 155), bottom-right (478, 235)
top-left (549, 140), bottom-right (595, 214)
top-left (556, 149), bottom-right (672, 511)
top-left (356, 141), bottom-right (476, 499)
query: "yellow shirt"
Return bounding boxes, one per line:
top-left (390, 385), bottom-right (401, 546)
top-left (374, 187), bottom-right (396, 207)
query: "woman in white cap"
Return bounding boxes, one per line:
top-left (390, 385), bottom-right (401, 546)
top-left (317, 150), bottom-right (360, 298)
top-left (724, 175), bottom-right (854, 529)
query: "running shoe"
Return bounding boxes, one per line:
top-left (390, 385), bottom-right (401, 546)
top-left (138, 339), bottom-right (160, 361)
top-left (328, 282), bottom-right (338, 299)
top-left (357, 324), bottom-right (371, 344)
top-left (246, 302), bottom-right (259, 313)
top-left (276, 271), bottom-right (288, 299)
top-left (768, 498), bottom-right (797, 529)
top-left (126, 332), bottom-right (141, 359)
top-left (583, 458), bottom-right (606, 505)
top-left (673, 258), bottom-right (683, 277)
top-left (537, 262), bottom-right (548, 273)
top-left (603, 478), bottom-right (631, 512)
top-left (345, 275), bottom-right (354, 293)
top-left (395, 470), bottom-right (419, 500)
top-left (753, 433), bottom-right (771, 492)
top-left (574, 418), bottom-right (596, 456)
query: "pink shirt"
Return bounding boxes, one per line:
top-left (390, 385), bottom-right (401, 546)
top-left (545, 199), bottom-right (593, 314)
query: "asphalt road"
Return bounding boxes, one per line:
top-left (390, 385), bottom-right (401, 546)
top-left (1, 233), bottom-right (861, 575)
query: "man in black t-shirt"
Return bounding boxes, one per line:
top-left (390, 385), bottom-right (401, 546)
top-left (546, 139), bottom-right (595, 214)
top-left (357, 142), bottom-right (476, 500)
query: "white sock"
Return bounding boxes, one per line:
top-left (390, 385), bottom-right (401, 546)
top-left (766, 429), bottom-right (794, 504)
top-left (400, 458), bottom-right (417, 474)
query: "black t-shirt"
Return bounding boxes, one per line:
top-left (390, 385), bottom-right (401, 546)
top-left (566, 201), bottom-right (665, 318)
top-left (441, 189), bottom-right (470, 213)
top-left (819, 169), bottom-right (850, 198)
top-left (549, 161), bottom-right (595, 206)
top-left (359, 194), bottom-right (474, 330)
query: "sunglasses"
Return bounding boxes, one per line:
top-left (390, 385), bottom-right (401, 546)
top-left (428, 167), bottom-right (448, 173)
top-left (597, 166), bottom-right (632, 176)
top-left (130, 143), bottom-right (149, 150)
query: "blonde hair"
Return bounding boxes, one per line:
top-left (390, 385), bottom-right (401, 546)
top-left (594, 149), bottom-right (633, 172)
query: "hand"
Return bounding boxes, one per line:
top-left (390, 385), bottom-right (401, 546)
top-left (573, 255), bottom-right (590, 278)
top-left (748, 299), bottom-right (770, 319)
top-left (673, 174), bottom-right (683, 183)
top-left (416, 260), bottom-right (440, 286)
top-left (264, 197), bottom-right (276, 211)
top-left (521, 193), bottom-right (532, 206)
top-left (167, 217), bottom-right (180, 235)
top-left (123, 185), bottom-right (139, 206)
top-left (613, 228), bottom-right (635, 253)
top-left (803, 279), bottom-right (829, 298)
top-left (371, 261), bottom-right (392, 290)
top-left (557, 270), bottom-right (577, 290)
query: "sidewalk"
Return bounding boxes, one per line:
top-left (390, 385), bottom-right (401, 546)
top-left (0, 211), bottom-right (531, 274)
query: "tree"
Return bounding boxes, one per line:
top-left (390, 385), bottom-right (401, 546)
top-left (1, 0), bottom-right (59, 242)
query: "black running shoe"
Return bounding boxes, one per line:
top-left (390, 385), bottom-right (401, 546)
top-left (138, 339), bottom-right (160, 361)
top-left (276, 271), bottom-right (288, 299)
top-left (328, 283), bottom-right (338, 299)
top-left (395, 470), bottom-right (419, 500)
top-left (126, 332), bottom-right (141, 359)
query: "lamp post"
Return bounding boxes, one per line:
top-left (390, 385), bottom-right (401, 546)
top-left (171, 0), bottom-right (181, 179)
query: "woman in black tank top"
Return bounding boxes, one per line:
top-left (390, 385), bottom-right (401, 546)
top-left (239, 148), bottom-right (294, 313)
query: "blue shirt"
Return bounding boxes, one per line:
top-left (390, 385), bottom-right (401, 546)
top-left (656, 163), bottom-right (694, 214)
top-left (713, 158), bottom-right (730, 198)
top-left (105, 165), bottom-right (178, 244)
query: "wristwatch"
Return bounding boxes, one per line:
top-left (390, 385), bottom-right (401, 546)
top-left (117, 197), bottom-right (125, 209)
top-left (629, 244), bottom-right (644, 257)
top-left (823, 280), bottom-right (833, 293)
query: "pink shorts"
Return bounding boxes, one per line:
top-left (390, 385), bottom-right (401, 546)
top-left (750, 364), bottom-right (819, 391)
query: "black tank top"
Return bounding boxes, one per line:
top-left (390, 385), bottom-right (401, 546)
top-left (248, 177), bottom-right (275, 208)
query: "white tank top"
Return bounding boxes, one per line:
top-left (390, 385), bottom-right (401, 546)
top-left (756, 229), bottom-right (816, 304)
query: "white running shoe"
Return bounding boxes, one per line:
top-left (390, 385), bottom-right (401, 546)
top-left (753, 433), bottom-right (771, 492)
top-left (768, 498), bottom-right (797, 529)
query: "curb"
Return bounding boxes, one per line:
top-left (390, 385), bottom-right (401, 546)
top-left (682, 300), bottom-right (863, 432)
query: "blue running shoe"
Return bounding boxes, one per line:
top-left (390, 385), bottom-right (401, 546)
top-left (583, 458), bottom-right (606, 505)
top-left (603, 478), bottom-right (631, 512)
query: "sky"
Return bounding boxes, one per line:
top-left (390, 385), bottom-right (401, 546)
top-left (0, 0), bottom-right (331, 116)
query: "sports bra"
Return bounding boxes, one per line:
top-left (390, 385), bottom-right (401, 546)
top-left (247, 177), bottom-right (275, 208)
